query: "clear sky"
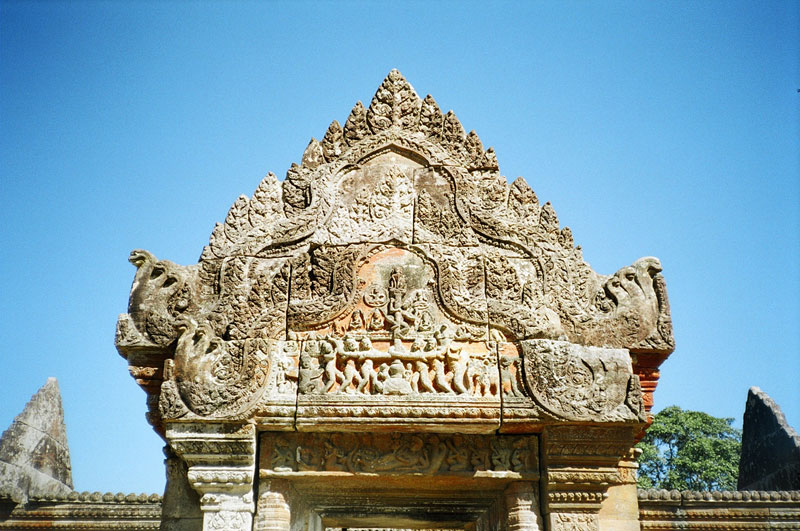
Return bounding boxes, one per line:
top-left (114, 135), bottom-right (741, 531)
top-left (1, 1), bottom-right (798, 495)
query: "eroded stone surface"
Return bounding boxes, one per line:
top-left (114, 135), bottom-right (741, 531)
top-left (738, 386), bottom-right (800, 490)
top-left (0, 378), bottom-right (72, 504)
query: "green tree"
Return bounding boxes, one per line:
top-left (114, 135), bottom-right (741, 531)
top-left (636, 406), bottom-right (741, 491)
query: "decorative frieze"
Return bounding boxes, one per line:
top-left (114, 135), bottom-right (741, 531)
top-left (259, 432), bottom-right (538, 477)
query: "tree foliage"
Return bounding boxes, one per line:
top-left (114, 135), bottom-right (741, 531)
top-left (636, 406), bottom-right (741, 491)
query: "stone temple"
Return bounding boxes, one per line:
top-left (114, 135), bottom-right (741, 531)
top-left (2, 71), bottom-right (799, 530)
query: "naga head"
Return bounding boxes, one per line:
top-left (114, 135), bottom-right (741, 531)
top-left (129, 249), bottom-right (156, 269)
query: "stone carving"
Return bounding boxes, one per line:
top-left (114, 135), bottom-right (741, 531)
top-left (207, 510), bottom-right (248, 530)
top-left (126, 249), bottom-right (200, 346)
top-left (116, 68), bottom-right (672, 435)
top-left (296, 335), bottom-right (497, 398)
top-left (521, 340), bottom-right (646, 422)
top-left (367, 69), bottom-right (420, 133)
top-left (549, 512), bottom-right (598, 531)
top-left (160, 321), bottom-right (271, 418)
top-left (260, 432), bottom-right (537, 475)
top-left (108, 69), bottom-right (687, 531)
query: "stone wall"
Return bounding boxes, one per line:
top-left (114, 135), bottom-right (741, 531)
top-left (0, 491), bottom-right (161, 530)
top-left (4, 490), bottom-right (800, 530)
top-left (638, 489), bottom-right (800, 530)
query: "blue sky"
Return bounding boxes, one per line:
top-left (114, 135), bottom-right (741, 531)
top-left (1, 1), bottom-right (798, 495)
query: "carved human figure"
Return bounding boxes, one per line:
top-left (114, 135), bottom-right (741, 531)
top-left (357, 359), bottom-right (377, 394)
top-left (323, 434), bottom-right (351, 472)
top-left (445, 435), bottom-right (469, 471)
top-left (338, 359), bottom-right (361, 394)
top-left (348, 308), bottom-right (365, 331)
top-left (510, 438), bottom-right (529, 472)
top-left (323, 440), bottom-right (346, 472)
top-left (425, 435), bottom-right (447, 474)
top-left (298, 346), bottom-right (324, 394)
top-left (374, 363), bottom-right (390, 393)
top-left (386, 267), bottom-right (416, 337)
top-left (372, 435), bottom-right (428, 471)
top-left (490, 438), bottom-right (512, 471)
top-left (368, 308), bottom-right (385, 331)
top-left (415, 359), bottom-right (436, 394)
top-left (271, 439), bottom-right (294, 472)
top-left (432, 358), bottom-right (452, 393)
top-left (296, 445), bottom-right (322, 471)
top-left (501, 355), bottom-right (523, 397)
top-left (321, 340), bottom-right (345, 393)
top-left (471, 447), bottom-right (490, 471)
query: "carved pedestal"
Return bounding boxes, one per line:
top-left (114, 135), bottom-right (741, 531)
top-left (166, 423), bottom-right (256, 531)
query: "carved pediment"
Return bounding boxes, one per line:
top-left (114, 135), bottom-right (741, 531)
top-left (116, 70), bottom-right (673, 431)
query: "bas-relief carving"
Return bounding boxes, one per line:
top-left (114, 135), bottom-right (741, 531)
top-left (499, 340), bottom-right (646, 429)
top-left (116, 69), bottom-right (672, 437)
top-left (522, 340), bottom-right (646, 423)
top-left (549, 512), bottom-right (598, 531)
top-left (260, 432), bottom-right (537, 476)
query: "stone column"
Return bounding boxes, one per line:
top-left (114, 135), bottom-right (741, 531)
top-left (253, 480), bottom-right (291, 531)
top-left (504, 481), bottom-right (544, 530)
top-left (541, 426), bottom-right (638, 531)
top-left (166, 422), bottom-right (256, 531)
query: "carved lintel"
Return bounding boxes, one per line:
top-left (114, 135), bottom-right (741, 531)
top-left (166, 422), bottom-right (256, 531)
top-left (259, 432), bottom-right (538, 477)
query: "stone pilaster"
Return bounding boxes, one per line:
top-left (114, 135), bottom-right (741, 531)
top-left (541, 425), bottom-right (638, 531)
top-left (598, 448), bottom-right (640, 531)
top-left (166, 422), bottom-right (256, 531)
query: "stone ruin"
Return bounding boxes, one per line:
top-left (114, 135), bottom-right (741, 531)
top-left (0, 378), bottom-right (72, 505)
top-left (114, 70), bottom-right (677, 530)
top-left (738, 386), bottom-right (800, 491)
